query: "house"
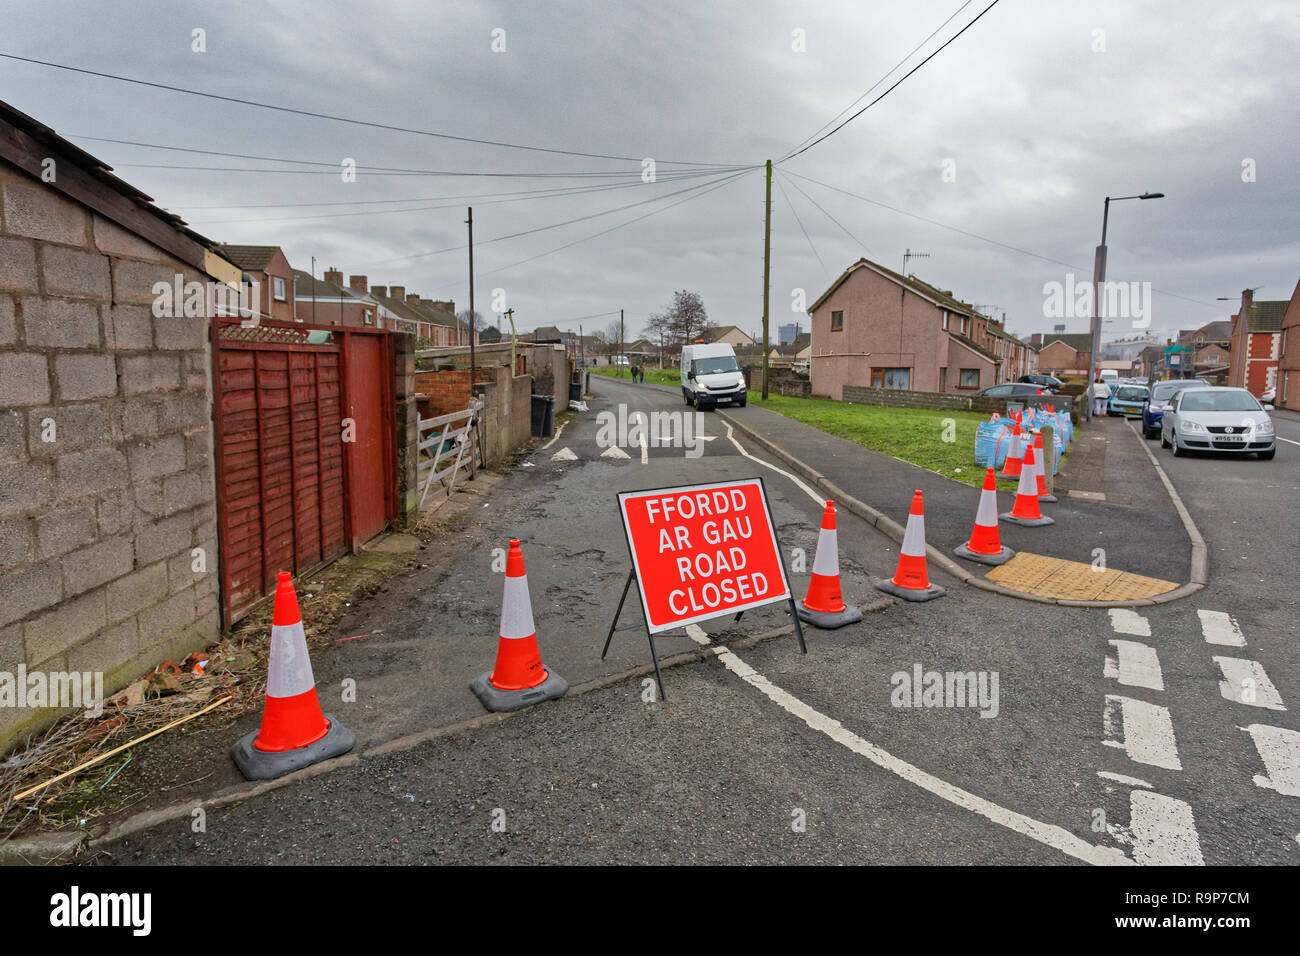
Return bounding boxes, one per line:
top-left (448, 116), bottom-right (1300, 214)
top-left (1193, 343), bottom-right (1232, 382)
top-left (1278, 279), bottom-right (1300, 409)
top-left (216, 244), bottom-right (296, 322)
top-left (1029, 332), bottom-right (1093, 376)
top-left (293, 268), bottom-right (378, 329)
top-left (707, 325), bottom-right (756, 348)
top-left (808, 257), bottom-right (1031, 398)
top-left (365, 283), bottom-right (468, 346)
top-left (1227, 288), bottom-right (1285, 398)
top-left (522, 325), bottom-right (564, 344)
top-left (0, 98), bottom-right (239, 747)
top-left (1180, 320), bottom-right (1234, 350)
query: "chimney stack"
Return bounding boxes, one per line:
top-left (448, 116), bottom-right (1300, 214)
top-left (371, 285), bottom-right (388, 299)
top-left (324, 267), bottom-right (343, 286)
top-left (349, 275), bottom-right (368, 291)
top-left (407, 293), bottom-right (421, 305)
top-left (390, 285), bottom-right (406, 301)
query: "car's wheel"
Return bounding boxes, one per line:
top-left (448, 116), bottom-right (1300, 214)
top-left (737, 399), bottom-right (747, 408)
top-left (1258, 449), bottom-right (1275, 460)
top-left (1143, 426), bottom-right (1157, 440)
top-left (1160, 430), bottom-right (1170, 448)
top-left (683, 388), bottom-right (692, 406)
top-left (1172, 432), bottom-right (1186, 456)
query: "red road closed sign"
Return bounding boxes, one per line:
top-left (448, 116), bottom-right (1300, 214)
top-left (618, 478), bottom-right (792, 633)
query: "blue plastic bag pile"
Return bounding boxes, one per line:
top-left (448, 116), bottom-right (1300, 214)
top-left (974, 406), bottom-right (1072, 474)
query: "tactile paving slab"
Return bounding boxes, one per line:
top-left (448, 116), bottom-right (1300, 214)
top-left (986, 552), bottom-right (1177, 601)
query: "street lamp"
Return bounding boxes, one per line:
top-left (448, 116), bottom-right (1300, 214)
top-left (1085, 192), bottom-right (1164, 420)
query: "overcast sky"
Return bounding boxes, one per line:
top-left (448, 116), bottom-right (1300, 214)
top-left (3, 0), bottom-right (1297, 343)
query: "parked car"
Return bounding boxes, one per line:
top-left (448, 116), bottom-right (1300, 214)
top-left (680, 342), bottom-right (746, 409)
top-left (1108, 383), bottom-right (1149, 418)
top-left (977, 383), bottom-right (1050, 398)
top-left (1261, 385), bottom-right (1277, 404)
top-left (1140, 378), bottom-right (1211, 438)
top-left (1160, 386), bottom-right (1276, 459)
top-left (1017, 373), bottom-right (1064, 391)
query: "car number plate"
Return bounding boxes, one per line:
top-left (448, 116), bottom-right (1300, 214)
top-left (1217, 435), bottom-right (1244, 443)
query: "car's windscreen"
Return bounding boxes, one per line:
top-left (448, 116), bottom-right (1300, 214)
top-left (1151, 383), bottom-right (1182, 401)
top-left (694, 356), bottom-right (738, 375)
top-left (1116, 386), bottom-right (1148, 401)
top-left (1177, 391), bottom-right (1262, 413)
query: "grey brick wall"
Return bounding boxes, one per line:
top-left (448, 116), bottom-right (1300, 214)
top-left (842, 384), bottom-right (1074, 420)
top-left (0, 160), bottom-right (220, 750)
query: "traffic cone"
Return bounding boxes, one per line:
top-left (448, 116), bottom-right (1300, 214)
top-left (1000, 442), bottom-right (1054, 526)
top-left (954, 468), bottom-right (1016, 565)
top-left (797, 501), bottom-right (863, 629)
top-left (1032, 431), bottom-right (1059, 502)
top-left (875, 491), bottom-right (946, 602)
top-left (231, 572), bottom-right (355, 781)
top-left (998, 423), bottom-right (1024, 479)
top-left (471, 539), bottom-right (567, 712)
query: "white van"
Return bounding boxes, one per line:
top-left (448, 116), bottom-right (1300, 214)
top-left (680, 343), bottom-right (747, 409)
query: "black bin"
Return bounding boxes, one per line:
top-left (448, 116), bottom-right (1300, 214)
top-left (531, 394), bottom-right (555, 437)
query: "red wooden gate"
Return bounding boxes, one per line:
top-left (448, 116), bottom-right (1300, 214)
top-left (212, 320), bottom-right (395, 625)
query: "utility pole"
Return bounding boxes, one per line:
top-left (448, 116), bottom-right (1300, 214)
top-left (504, 307), bottom-right (516, 376)
top-left (466, 207), bottom-right (476, 383)
top-left (619, 308), bottom-right (625, 377)
top-left (311, 255), bottom-right (317, 325)
top-left (762, 158), bottom-right (772, 401)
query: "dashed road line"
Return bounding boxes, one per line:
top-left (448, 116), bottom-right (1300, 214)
top-left (1241, 724), bottom-right (1300, 797)
top-left (724, 424), bottom-right (824, 506)
top-left (1128, 790), bottom-right (1205, 865)
top-left (1105, 640), bottom-right (1165, 691)
top-left (682, 624), bottom-right (1131, 866)
top-left (1108, 608), bottom-right (1151, 637)
top-left (1214, 657), bottom-right (1286, 711)
top-left (1197, 609), bottom-right (1246, 647)
top-left (1104, 695), bottom-right (1183, 771)
top-left (1097, 771), bottom-right (1153, 789)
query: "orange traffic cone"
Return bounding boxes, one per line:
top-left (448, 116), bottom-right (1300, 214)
top-left (1000, 442), bottom-right (1054, 526)
top-left (955, 468), bottom-right (1015, 565)
top-left (797, 501), bottom-right (863, 628)
top-left (1032, 431), bottom-right (1059, 502)
top-left (875, 491), bottom-right (946, 601)
top-left (232, 572), bottom-right (355, 780)
top-left (471, 539), bottom-right (567, 711)
top-left (998, 423), bottom-right (1024, 479)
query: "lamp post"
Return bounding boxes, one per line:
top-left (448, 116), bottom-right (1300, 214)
top-left (1085, 192), bottom-right (1163, 421)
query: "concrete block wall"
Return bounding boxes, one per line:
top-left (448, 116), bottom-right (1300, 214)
top-left (392, 332), bottom-right (418, 526)
top-left (0, 160), bottom-right (220, 748)
top-left (841, 384), bottom-right (1074, 421)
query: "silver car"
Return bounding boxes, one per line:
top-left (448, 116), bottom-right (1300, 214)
top-left (1161, 386), bottom-right (1276, 460)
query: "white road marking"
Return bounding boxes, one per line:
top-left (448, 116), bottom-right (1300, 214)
top-left (551, 447), bottom-right (577, 462)
top-left (724, 424), bottom-right (824, 506)
top-left (1275, 437), bottom-right (1300, 447)
top-left (1214, 657), bottom-right (1286, 711)
top-left (1128, 791), bottom-right (1205, 865)
top-left (539, 420), bottom-right (567, 451)
top-left (1241, 724), bottom-right (1300, 797)
top-left (639, 430), bottom-right (648, 465)
top-left (1097, 771), bottom-right (1153, 789)
top-left (683, 627), bottom-right (1129, 865)
top-left (1107, 608), bottom-right (1151, 637)
top-left (600, 446), bottom-right (631, 461)
top-left (1105, 640), bottom-right (1165, 691)
top-left (1197, 609), bottom-right (1246, 647)
top-left (1104, 695), bottom-right (1183, 770)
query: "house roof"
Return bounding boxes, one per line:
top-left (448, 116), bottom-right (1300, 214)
top-left (808, 256), bottom-right (982, 319)
top-left (1245, 301), bottom-right (1287, 332)
top-left (218, 244), bottom-right (282, 272)
top-left (0, 98), bottom-right (226, 274)
top-left (409, 298), bottom-right (462, 330)
top-left (950, 332), bottom-right (1000, 364)
top-left (293, 269), bottom-right (352, 299)
top-left (774, 332), bottom-right (811, 356)
top-left (1038, 333), bottom-right (1094, 354)
top-left (1192, 320), bottom-right (1235, 340)
top-left (708, 325), bottom-right (754, 343)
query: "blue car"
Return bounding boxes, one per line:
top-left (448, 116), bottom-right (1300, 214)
top-left (1108, 384), bottom-right (1149, 418)
top-left (1141, 379), bottom-right (1211, 439)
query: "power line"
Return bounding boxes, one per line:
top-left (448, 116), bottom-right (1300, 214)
top-left (778, 171), bottom-right (873, 256)
top-left (781, 0), bottom-right (975, 161)
top-left (0, 52), bottom-right (741, 167)
top-left (774, 174), bottom-right (830, 279)
top-left (781, 0), bottom-right (1002, 162)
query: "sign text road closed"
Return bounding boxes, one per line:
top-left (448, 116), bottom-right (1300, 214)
top-left (618, 478), bottom-right (792, 633)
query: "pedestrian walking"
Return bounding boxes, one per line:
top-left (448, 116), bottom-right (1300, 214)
top-left (1089, 375), bottom-right (1111, 417)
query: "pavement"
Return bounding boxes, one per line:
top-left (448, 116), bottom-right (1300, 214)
top-left (17, 374), bottom-right (1294, 867)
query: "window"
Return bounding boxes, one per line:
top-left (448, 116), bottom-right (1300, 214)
top-left (273, 276), bottom-right (286, 301)
top-left (984, 384), bottom-right (1012, 397)
top-left (939, 368), bottom-right (947, 391)
top-left (364, 309), bottom-right (374, 326)
top-left (959, 368), bottom-right (980, 389)
top-left (942, 312), bottom-right (949, 330)
top-left (831, 310), bottom-right (844, 331)
top-left (872, 367), bottom-right (910, 390)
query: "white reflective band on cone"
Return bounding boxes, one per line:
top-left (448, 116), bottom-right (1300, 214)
top-left (1017, 458), bottom-right (1037, 496)
top-left (812, 528), bottom-right (840, 576)
top-left (499, 574), bottom-right (536, 640)
top-left (900, 515), bottom-right (926, 556)
top-left (266, 621), bottom-right (316, 699)
top-left (975, 489), bottom-right (999, 527)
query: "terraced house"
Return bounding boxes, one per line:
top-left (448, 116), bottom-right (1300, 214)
top-left (807, 256), bottom-right (1035, 399)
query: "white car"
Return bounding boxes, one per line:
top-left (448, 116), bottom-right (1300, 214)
top-left (1160, 386), bottom-right (1276, 460)
top-left (1261, 386), bottom-right (1277, 404)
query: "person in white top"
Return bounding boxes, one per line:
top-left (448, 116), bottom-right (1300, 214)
top-left (1089, 376), bottom-right (1112, 417)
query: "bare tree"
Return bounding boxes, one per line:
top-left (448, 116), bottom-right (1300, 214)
top-left (649, 290), bottom-right (710, 347)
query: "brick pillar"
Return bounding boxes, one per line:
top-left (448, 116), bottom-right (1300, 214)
top-left (392, 332), bottom-right (419, 526)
